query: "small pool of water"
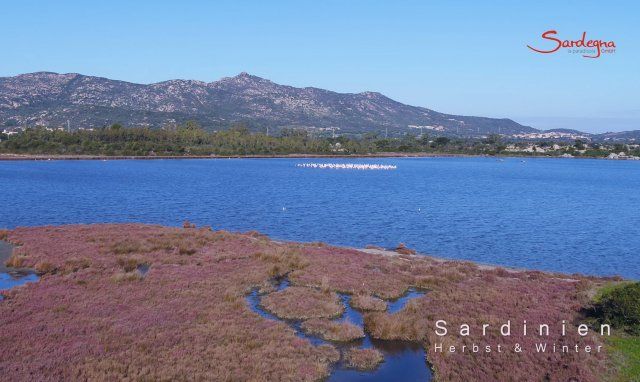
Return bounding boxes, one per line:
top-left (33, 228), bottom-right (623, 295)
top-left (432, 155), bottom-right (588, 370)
top-left (388, 289), bottom-right (425, 314)
top-left (0, 273), bottom-right (39, 298)
top-left (246, 278), bottom-right (431, 381)
top-left (329, 339), bottom-right (428, 382)
top-left (0, 240), bottom-right (39, 300)
top-left (136, 263), bottom-right (150, 276)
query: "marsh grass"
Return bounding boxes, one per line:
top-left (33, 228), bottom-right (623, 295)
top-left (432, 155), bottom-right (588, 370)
top-left (106, 228), bottom-right (227, 256)
top-left (62, 257), bottom-right (92, 273)
top-left (111, 270), bottom-right (144, 283)
top-left (5, 252), bottom-right (27, 268)
top-left (116, 256), bottom-right (146, 272)
top-left (111, 239), bottom-right (148, 255)
top-left (364, 312), bottom-right (422, 341)
top-left (343, 348), bottom-right (384, 370)
top-left (255, 246), bottom-right (309, 273)
top-left (301, 319), bottom-right (364, 341)
top-left (35, 261), bottom-right (57, 274)
top-left (261, 287), bottom-right (344, 320)
top-left (350, 294), bottom-right (387, 311)
top-left (320, 276), bottom-right (331, 294)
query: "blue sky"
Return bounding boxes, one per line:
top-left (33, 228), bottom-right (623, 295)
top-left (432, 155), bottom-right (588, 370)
top-left (1, 0), bottom-right (638, 133)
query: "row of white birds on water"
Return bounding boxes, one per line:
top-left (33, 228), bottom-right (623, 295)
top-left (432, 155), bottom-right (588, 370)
top-left (296, 163), bottom-right (397, 170)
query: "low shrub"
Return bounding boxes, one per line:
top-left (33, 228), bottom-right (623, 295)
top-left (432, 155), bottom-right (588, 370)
top-left (35, 262), bottom-right (57, 275)
top-left (594, 282), bottom-right (640, 335)
top-left (6, 253), bottom-right (27, 268)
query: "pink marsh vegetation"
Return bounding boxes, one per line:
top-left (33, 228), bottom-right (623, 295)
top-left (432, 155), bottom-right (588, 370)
top-left (261, 286), bottom-right (344, 320)
top-left (343, 348), bottom-right (385, 370)
top-left (301, 318), bottom-right (365, 341)
top-left (350, 294), bottom-right (387, 311)
top-left (1, 225), bottom-right (338, 381)
top-left (0, 224), bottom-right (615, 381)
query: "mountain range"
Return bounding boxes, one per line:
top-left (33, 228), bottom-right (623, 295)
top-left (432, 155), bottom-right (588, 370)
top-left (0, 72), bottom-right (636, 141)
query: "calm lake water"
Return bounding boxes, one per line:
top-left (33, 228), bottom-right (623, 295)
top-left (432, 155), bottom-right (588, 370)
top-left (1, 157), bottom-right (639, 279)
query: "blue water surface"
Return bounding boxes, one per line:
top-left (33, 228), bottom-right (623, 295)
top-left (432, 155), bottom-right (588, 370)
top-left (0, 240), bottom-right (39, 298)
top-left (1, 157), bottom-right (638, 279)
top-left (0, 273), bottom-right (39, 293)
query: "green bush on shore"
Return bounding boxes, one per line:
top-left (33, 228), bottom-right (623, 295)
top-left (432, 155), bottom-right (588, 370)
top-left (595, 282), bottom-right (640, 335)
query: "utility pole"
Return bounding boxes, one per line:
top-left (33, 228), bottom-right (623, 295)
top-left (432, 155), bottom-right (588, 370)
top-left (385, 127), bottom-right (388, 139)
top-left (67, 120), bottom-right (70, 132)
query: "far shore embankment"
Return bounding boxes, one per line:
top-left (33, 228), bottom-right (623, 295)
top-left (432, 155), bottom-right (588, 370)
top-left (0, 152), bottom-right (478, 161)
top-left (0, 152), bottom-right (623, 161)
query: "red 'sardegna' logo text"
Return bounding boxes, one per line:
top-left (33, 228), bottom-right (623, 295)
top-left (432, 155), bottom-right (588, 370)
top-left (527, 30), bottom-right (616, 58)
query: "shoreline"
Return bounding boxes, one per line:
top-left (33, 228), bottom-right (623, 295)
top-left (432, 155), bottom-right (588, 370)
top-left (0, 152), bottom-right (627, 161)
top-left (337, 245), bottom-right (621, 281)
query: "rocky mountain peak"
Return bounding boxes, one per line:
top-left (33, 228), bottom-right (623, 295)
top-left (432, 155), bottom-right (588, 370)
top-left (0, 71), bottom-right (537, 136)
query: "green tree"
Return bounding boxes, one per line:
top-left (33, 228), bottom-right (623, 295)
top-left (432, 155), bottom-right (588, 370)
top-left (614, 143), bottom-right (627, 153)
top-left (483, 134), bottom-right (502, 145)
top-left (182, 120), bottom-right (202, 131)
top-left (434, 136), bottom-right (450, 146)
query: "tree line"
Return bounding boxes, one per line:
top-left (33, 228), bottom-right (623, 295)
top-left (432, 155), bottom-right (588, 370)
top-left (0, 122), bottom-right (635, 157)
top-left (0, 123), bottom-right (472, 156)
